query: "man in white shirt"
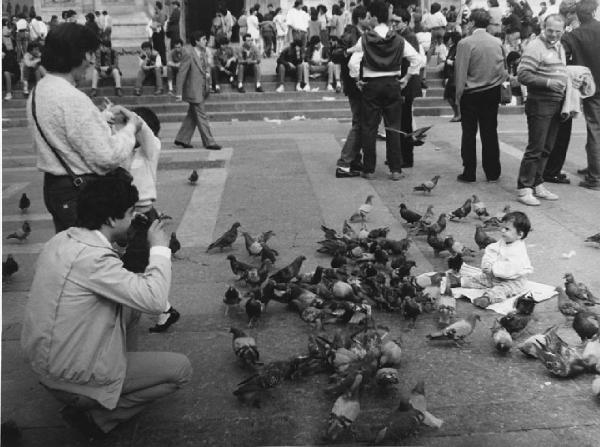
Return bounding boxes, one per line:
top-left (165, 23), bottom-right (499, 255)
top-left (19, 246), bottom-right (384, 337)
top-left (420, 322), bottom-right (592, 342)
top-left (286, 0), bottom-right (309, 48)
top-left (349, 0), bottom-right (424, 180)
top-left (29, 16), bottom-right (48, 42)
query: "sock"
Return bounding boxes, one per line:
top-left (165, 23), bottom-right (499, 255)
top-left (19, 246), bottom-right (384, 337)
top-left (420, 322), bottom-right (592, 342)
top-left (256, 82), bottom-right (261, 87)
top-left (167, 80), bottom-right (173, 90)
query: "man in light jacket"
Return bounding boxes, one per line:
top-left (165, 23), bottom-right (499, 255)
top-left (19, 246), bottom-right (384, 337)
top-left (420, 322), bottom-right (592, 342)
top-left (21, 174), bottom-right (192, 439)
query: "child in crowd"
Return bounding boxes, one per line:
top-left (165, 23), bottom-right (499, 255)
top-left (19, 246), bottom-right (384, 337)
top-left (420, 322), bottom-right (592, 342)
top-left (113, 106), bottom-right (181, 332)
top-left (22, 41), bottom-right (46, 95)
top-left (451, 211), bottom-right (533, 308)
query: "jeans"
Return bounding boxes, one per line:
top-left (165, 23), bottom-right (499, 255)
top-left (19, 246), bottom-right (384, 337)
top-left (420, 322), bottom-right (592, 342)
top-left (459, 85), bottom-right (501, 180)
top-left (543, 116), bottom-right (572, 178)
top-left (518, 97), bottom-right (562, 189)
top-left (583, 93), bottom-right (600, 184)
top-left (337, 92), bottom-right (362, 168)
top-left (360, 76), bottom-right (403, 173)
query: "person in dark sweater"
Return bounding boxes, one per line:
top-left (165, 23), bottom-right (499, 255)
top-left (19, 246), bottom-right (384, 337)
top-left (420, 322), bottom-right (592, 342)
top-left (349, 0), bottom-right (422, 180)
top-left (275, 39), bottom-right (307, 92)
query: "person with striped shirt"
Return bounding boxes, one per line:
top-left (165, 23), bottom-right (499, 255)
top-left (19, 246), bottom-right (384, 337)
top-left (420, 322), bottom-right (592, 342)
top-left (516, 14), bottom-right (568, 206)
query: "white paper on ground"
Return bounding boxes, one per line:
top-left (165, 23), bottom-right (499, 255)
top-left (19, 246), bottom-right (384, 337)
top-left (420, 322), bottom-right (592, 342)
top-left (446, 264), bottom-right (557, 315)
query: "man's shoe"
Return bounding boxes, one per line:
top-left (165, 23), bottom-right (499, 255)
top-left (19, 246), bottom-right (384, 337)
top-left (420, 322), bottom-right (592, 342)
top-left (450, 116), bottom-right (461, 122)
top-left (134, 88), bottom-right (142, 96)
top-left (154, 88), bottom-right (163, 95)
top-left (276, 84), bottom-right (285, 93)
top-left (206, 144), bottom-right (222, 150)
top-left (336, 167), bottom-right (360, 178)
top-left (543, 174), bottom-right (570, 184)
top-left (361, 172), bottom-right (375, 179)
top-left (327, 84), bottom-right (335, 92)
top-left (60, 406), bottom-right (106, 440)
top-left (577, 168), bottom-right (589, 175)
top-left (389, 171), bottom-right (405, 181)
top-left (149, 307), bottom-right (180, 333)
top-left (237, 85), bottom-right (246, 93)
top-left (350, 162), bottom-right (363, 172)
top-left (412, 138), bottom-right (425, 146)
top-left (115, 88), bottom-right (123, 97)
top-left (579, 179), bottom-right (600, 190)
top-left (90, 88), bottom-right (97, 98)
top-left (517, 188), bottom-right (540, 206)
top-left (335, 82), bottom-right (342, 93)
top-left (457, 174), bottom-right (475, 183)
top-left (534, 183), bottom-right (559, 200)
top-left (255, 85), bottom-right (264, 92)
top-left (377, 131), bottom-right (386, 140)
top-left (174, 140), bottom-right (194, 148)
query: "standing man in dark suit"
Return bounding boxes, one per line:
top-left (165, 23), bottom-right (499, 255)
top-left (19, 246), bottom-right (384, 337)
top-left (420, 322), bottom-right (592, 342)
top-left (166, 1), bottom-right (181, 49)
top-left (174, 31), bottom-right (221, 150)
top-left (454, 8), bottom-right (507, 183)
top-left (393, 7), bottom-right (424, 169)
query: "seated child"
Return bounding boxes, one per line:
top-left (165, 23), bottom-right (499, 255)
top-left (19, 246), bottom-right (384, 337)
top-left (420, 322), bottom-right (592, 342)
top-left (112, 106), bottom-right (181, 332)
top-left (22, 41), bottom-right (46, 95)
top-left (452, 211), bottom-right (533, 308)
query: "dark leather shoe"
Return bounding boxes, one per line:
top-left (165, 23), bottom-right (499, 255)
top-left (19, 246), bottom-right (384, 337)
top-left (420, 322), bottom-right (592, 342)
top-left (205, 144), bottom-right (222, 150)
top-left (457, 174), bottom-right (476, 183)
top-left (60, 406), bottom-right (106, 440)
top-left (174, 140), bottom-right (193, 148)
top-left (336, 168), bottom-right (360, 178)
top-left (577, 168), bottom-right (589, 175)
top-left (579, 180), bottom-right (600, 190)
top-left (149, 307), bottom-right (180, 333)
top-left (543, 175), bottom-right (570, 184)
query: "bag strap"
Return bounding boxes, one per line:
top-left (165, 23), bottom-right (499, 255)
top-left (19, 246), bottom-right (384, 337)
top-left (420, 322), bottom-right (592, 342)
top-left (31, 87), bottom-right (85, 187)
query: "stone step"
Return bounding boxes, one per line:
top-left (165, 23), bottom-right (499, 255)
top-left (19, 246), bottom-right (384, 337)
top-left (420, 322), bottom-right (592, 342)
top-left (1, 105), bottom-right (524, 128)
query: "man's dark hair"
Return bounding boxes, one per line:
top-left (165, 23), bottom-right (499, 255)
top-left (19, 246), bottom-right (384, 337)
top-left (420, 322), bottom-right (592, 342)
top-left (243, 32), bottom-right (252, 40)
top-left (155, 1), bottom-right (163, 9)
top-left (172, 38), bottom-right (183, 46)
top-left (502, 211), bottom-right (531, 239)
top-left (141, 41), bottom-right (152, 50)
top-left (394, 7), bottom-right (411, 24)
top-left (294, 0), bottom-right (303, 7)
top-left (308, 35), bottom-right (321, 46)
top-left (291, 38), bottom-right (303, 47)
top-left (430, 2), bottom-right (441, 14)
top-left (576, 0), bottom-right (598, 23)
top-left (443, 30), bottom-right (461, 45)
top-left (352, 4), bottom-right (367, 23)
top-left (190, 30), bottom-right (206, 46)
top-left (470, 8), bottom-right (491, 28)
top-left (368, 0), bottom-right (389, 24)
top-left (133, 107), bottom-right (161, 136)
top-left (172, 1), bottom-right (180, 7)
top-left (41, 23), bottom-right (100, 73)
top-left (102, 10), bottom-right (108, 14)
top-left (27, 41), bottom-right (41, 53)
top-left (488, 0), bottom-right (499, 7)
top-left (76, 173), bottom-right (139, 230)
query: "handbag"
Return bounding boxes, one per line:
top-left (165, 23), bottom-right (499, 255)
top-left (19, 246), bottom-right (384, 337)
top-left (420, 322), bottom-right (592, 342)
top-left (500, 47), bottom-right (512, 104)
top-left (31, 87), bottom-right (132, 188)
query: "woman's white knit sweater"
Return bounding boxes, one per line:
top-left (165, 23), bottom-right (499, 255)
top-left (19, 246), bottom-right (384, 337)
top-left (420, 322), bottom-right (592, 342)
top-left (28, 74), bottom-right (136, 176)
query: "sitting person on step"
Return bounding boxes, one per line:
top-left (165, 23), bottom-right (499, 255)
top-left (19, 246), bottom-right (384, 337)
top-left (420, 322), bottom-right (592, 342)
top-left (235, 33), bottom-right (263, 93)
top-left (134, 41), bottom-right (163, 96)
top-left (211, 35), bottom-right (237, 93)
top-left (303, 35), bottom-right (340, 92)
top-left (91, 39), bottom-right (122, 97)
top-left (166, 38), bottom-right (184, 95)
top-left (275, 38), bottom-right (307, 92)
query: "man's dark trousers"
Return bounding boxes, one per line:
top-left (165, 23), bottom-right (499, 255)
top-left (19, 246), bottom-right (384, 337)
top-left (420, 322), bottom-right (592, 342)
top-left (543, 117), bottom-right (572, 178)
top-left (459, 85), bottom-right (501, 181)
top-left (517, 97), bottom-right (563, 188)
top-left (361, 76), bottom-right (403, 173)
top-left (337, 91), bottom-right (363, 168)
top-left (400, 96), bottom-right (414, 166)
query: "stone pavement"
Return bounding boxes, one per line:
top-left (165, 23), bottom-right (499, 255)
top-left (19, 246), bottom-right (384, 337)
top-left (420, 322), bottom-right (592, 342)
top-left (2, 114), bottom-right (600, 446)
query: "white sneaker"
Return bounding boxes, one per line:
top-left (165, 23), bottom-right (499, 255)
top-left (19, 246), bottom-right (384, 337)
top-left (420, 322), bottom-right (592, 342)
top-left (534, 183), bottom-right (559, 200)
top-left (303, 84), bottom-right (311, 92)
top-left (296, 83), bottom-right (302, 91)
top-left (4, 92), bottom-right (12, 100)
top-left (517, 188), bottom-right (540, 206)
top-left (276, 84), bottom-right (284, 93)
top-left (326, 84), bottom-right (334, 92)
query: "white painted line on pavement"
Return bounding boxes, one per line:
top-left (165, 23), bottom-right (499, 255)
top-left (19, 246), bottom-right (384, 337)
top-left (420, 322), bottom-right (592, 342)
top-left (2, 242), bottom-right (46, 255)
top-left (176, 147), bottom-right (233, 248)
top-left (3, 213), bottom-right (52, 222)
top-left (2, 182), bottom-right (30, 199)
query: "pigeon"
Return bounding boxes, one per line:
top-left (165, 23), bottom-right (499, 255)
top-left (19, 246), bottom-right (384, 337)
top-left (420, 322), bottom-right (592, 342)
top-left (257, 230), bottom-right (275, 244)
top-left (321, 224), bottom-right (341, 240)
top-left (408, 381), bottom-right (444, 428)
top-left (401, 296), bottom-right (422, 329)
top-left (514, 293), bottom-right (536, 315)
top-left (426, 213), bottom-right (447, 235)
top-left (223, 286), bottom-right (242, 315)
top-left (517, 333), bottom-right (546, 358)
top-left (206, 222), bottom-right (241, 252)
top-left (375, 367), bottom-right (400, 387)
top-left (226, 255), bottom-right (254, 279)
top-left (188, 169), bottom-right (199, 184)
top-left (557, 286), bottom-right (585, 317)
top-left (19, 193), bottom-right (30, 213)
top-left (269, 255), bottom-right (306, 283)
top-left (374, 395), bottom-right (425, 443)
top-left (385, 125), bottom-right (432, 142)
top-left (471, 195), bottom-right (489, 218)
top-left (582, 335), bottom-right (600, 372)
top-left (325, 373), bottom-right (363, 442)
top-left (394, 259), bottom-right (417, 279)
top-left (260, 242), bottom-right (278, 263)
top-left (573, 310), bottom-right (600, 341)
top-left (482, 205), bottom-right (511, 230)
top-left (230, 327), bottom-right (262, 369)
top-left (564, 273), bottom-right (599, 306)
top-left (342, 220), bottom-right (357, 239)
top-left (585, 232), bottom-right (600, 246)
top-left (368, 226), bottom-right (390, 239)
top-left (6, 221), bottom-right (31, 242)
top-left (448, 198), bottom-right (472, 221)
top-left (447, 253), bottom-right (463, 273)
top-left (169, 232), bottom-right (181, 255)
top-left (499, 310), bottom-right (533, 335)
top-left (350, 195), bottom-right (374, 223)
top-left (427, 230), bottom-right (450, 256)
top-left (2, 255), bottom-right (19, 280)
top-left (233, 360), bottom-right (290, 407)
top-left (242, 232), bottom-right (263, 256)
top-left (491, 319), bottom-right (513, 353)
top-left (427, 313), bottom-right (481, 344)
top-left (413, 175), bottom-right (440, 193)
top-left (474, 224), bottom-right (497, 250)
top-left (245, 290), bottom-right (264, 328)
top-left (380, 339), bottom-right (403, 366)
top-left (534, 327), bottom-right (586, 378)
top-left (399, 203), bottom-right (421, 224)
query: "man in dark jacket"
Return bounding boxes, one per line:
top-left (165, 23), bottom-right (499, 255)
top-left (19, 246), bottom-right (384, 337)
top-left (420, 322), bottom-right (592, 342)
top-left (563, 0), bottom-right (600, 190)
top-left (393, 7), bottom-right (423, 168)
top-left (275, 39), bottom-right (307, 92)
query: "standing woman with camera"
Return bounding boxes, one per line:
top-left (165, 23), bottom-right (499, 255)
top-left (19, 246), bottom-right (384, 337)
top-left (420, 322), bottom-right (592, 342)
top-left (28, 23), bottom-right (142, 232)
